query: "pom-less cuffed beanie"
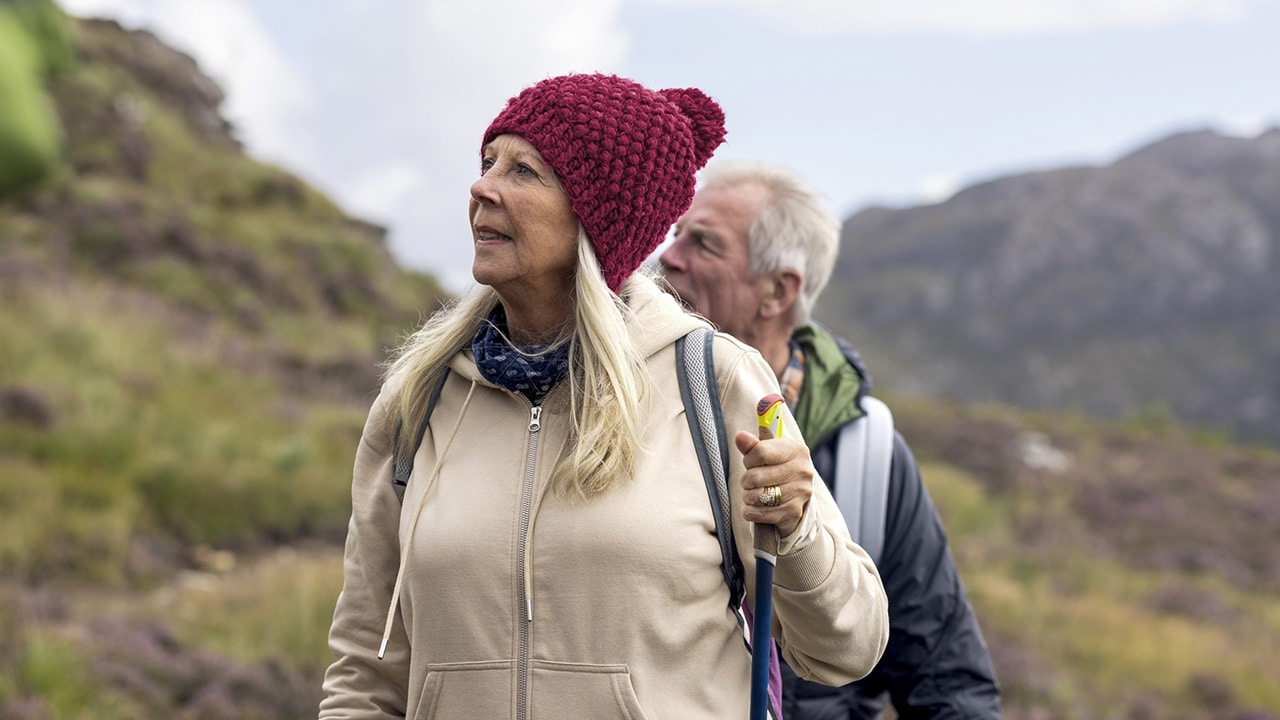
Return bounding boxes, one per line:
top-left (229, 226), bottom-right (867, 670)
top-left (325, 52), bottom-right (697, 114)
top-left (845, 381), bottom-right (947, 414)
top-left (483, 73), bottom-right (727, 291)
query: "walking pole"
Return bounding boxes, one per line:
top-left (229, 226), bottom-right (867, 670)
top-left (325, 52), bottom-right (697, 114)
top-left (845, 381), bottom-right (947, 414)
top-left (751, 394), bottom-right (785, 720)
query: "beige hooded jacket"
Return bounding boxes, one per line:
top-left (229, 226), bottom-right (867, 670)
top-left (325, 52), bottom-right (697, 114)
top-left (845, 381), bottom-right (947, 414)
top-left (319, 278), bottom-right (888, 719)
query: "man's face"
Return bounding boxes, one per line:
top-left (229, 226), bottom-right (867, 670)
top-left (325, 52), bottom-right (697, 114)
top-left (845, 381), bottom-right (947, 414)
top-left (659, 182), bottom-right (771, 341)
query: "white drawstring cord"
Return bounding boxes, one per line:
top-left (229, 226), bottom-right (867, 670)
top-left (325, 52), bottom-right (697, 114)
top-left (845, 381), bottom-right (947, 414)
top-left (378, 380), bottom-right (477, 659)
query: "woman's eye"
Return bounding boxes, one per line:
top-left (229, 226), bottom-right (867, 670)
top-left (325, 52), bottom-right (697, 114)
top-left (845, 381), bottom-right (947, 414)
top-left (480, 158), bottom-right (494, 174)
top-left (516, 163), bottom-right (536, 176)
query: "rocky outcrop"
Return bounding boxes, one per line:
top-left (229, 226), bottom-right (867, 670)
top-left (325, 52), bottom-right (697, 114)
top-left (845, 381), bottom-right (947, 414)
top-left (824, 129), bottom-right (1280, 445)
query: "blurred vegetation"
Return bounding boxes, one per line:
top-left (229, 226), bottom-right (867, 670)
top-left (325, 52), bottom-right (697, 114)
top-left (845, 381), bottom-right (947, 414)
top-left (892, 396), bottom-right (1280, 719)
top-left (0, 13), bottom-right (445, 719)
top-left (0, 0), bottom-right (73, 195)
top-left (0, 12), bottom-right (446, 582)
top-left (1, 10), bottom-right (1277, 720)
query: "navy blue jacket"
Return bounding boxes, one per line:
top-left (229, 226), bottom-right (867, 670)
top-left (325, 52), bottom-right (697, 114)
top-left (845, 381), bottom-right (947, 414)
top-left (781, 330), bottom-right (1000, 719)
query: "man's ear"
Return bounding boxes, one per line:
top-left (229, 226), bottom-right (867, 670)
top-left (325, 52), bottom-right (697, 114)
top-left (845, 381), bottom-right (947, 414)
top-left (759, 269), bottom-right (802, 320)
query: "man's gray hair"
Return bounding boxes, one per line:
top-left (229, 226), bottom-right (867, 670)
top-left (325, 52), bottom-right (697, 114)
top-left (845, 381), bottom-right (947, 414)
top-left (699, 160), bottom-right (840, 327)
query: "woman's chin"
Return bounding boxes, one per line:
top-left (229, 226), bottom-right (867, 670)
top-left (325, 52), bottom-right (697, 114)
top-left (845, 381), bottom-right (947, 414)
top-left (471, 261), bottom-right (510, 289)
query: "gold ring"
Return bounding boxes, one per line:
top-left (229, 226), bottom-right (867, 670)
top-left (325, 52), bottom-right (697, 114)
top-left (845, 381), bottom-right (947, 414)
top-left (759, 485), bottom-right (782, 507)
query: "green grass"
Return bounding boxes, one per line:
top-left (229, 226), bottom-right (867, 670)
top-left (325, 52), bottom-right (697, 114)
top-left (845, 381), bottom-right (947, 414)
top-left (0, 274), bottom-right (365, 582)
top-left (923, 457), bottom-right (1280, 716)
top-left (918, 461), bottom-right (1011, 545)
top-left (16, 632), bottom-right (135, 720)
top-left (159, 548), bottom-right (344, 669)
top-left (971, 560), bottom-right (1280, 710)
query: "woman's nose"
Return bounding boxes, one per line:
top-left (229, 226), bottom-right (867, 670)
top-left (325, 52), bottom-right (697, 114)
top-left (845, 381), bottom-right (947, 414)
top-left (470, 173), bottom-right (497, 205)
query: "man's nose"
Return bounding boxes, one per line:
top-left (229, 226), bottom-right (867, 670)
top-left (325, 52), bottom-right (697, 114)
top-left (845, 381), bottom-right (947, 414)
top-left (658, 240), bottom-right (683, 272)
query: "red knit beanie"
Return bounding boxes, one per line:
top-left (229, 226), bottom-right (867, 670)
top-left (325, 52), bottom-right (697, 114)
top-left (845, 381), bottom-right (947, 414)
top-left (483, 73), bottom-right (727, 291)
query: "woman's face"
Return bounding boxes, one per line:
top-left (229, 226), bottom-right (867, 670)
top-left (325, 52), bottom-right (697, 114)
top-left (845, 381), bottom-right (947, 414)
top-left (470, 134), bottom-right (580, 300)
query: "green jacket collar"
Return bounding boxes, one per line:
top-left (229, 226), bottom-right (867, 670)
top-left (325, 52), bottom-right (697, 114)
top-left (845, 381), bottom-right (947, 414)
top-left (792, 323), bottom-right (864, 449)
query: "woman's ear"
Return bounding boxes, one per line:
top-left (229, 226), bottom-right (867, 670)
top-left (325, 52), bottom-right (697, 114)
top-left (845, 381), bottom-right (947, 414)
top-left (759, 269), bottom-right (801, 320)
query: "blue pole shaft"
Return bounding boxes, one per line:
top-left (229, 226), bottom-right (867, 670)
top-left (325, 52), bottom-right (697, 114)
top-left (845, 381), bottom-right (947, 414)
top-left (750, 553), bottom-right (775, 720)
top-left (750, 394), bottom-right (785, 720)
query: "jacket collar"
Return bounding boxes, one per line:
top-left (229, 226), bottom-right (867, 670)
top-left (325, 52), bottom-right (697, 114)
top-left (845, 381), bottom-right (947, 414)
top-left (791, 323), bottom-right (866, 448)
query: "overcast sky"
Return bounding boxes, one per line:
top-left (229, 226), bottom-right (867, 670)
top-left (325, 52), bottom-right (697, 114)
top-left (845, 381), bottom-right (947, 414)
top-left (59, 0), bottom-right (1280, 291)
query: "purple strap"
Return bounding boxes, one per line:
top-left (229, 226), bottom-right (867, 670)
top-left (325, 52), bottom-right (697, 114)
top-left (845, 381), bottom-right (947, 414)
top-left (741, 604), bottom-right (784, 718)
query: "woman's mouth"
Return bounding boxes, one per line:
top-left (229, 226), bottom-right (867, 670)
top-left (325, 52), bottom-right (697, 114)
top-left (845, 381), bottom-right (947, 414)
top-left (475, 226), bottom-right (511, 243)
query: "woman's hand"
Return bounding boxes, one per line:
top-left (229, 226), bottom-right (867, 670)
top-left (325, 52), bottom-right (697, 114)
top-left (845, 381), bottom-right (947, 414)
top-left (734, 432), bottom-right (815, 537)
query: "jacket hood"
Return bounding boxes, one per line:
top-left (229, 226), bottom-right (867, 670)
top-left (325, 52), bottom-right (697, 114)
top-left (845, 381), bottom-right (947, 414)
top-left (622, 274), bottom-right (710, 358)
top-left (792, 323), bottom-right (867, 449)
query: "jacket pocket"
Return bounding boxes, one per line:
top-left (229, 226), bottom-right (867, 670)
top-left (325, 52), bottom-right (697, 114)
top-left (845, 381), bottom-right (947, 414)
top-left (530, 660), bottom-right (650, 720)
top-left (414, 660), bottom-right (513, 720)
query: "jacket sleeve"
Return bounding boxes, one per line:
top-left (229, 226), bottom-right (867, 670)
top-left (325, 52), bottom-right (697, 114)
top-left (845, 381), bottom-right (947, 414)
top-left (718, 340), bottom-right (890, 687)
top-left (318, 391), bottom-right (411, 719)
top-left (872, 434), bottom-right (1002, 719)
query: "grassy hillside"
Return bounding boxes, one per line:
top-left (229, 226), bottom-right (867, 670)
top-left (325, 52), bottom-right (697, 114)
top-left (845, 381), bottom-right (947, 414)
top-left (1, 15), bottom-right (444, 718)
top-left (891, 398), bottom-right (1280, 718)
top-left (1, 14), bottom-right (445, 583)
top-left (1, 12), bottom-right (1276, 720)
top-left (10, 403), bottom-right (1274, 719)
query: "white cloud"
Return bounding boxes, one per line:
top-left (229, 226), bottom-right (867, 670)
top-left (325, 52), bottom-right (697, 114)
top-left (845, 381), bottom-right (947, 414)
top-left (58, 0), bottom-right (146, 24)
top-left (919, 173), bottom-right (961, 203)
top-left (637, 0), bottom-right (1252, 35)
top-left (343, 164), bottom-right (421, 224)
top-left (146, 0), bottom-right (315, 170)
top-left (302, 0), bottom-right (630, 287)
top-left (1217, 113), bottom-right (1269, 138)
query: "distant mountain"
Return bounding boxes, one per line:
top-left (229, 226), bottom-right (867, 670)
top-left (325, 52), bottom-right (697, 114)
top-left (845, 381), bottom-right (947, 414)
top-left (819, 129), bottom-right (1280, 446)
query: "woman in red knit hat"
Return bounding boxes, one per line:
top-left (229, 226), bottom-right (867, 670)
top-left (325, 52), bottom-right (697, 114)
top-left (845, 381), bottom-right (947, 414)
top-left (319, 73), bottom-right (888, 720)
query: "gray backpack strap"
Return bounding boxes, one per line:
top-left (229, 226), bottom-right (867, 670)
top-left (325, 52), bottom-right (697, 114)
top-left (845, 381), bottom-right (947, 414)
top-left (833, 395), bottom-right (894, 565)
top-left (675, 327), bottom-right (744, 608)
top-left (391, 369), bottom-right (451, 505)
top-left (677, 327), bottom-right (780, 720)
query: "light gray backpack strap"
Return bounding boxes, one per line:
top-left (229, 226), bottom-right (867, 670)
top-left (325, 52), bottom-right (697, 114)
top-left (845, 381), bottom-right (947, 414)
top-left (675, 327), bottom-right (744, 607)
top-left (676, 327), bottom-right (782, 720)
top-left (833, 395), bottom-right (894, 566)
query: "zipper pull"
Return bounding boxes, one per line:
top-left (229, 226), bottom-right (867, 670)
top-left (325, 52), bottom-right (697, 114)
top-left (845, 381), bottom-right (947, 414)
top-left (529, 405), bottom-right (542, 432)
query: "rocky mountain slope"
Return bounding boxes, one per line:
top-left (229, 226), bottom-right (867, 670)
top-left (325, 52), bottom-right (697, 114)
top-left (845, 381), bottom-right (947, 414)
top-left (821, 129), bottom-right (1280, 446)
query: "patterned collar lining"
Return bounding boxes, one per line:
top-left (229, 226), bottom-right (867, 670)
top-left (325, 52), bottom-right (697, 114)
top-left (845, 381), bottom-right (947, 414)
top-left (777, 337), bottom-right (805, 411)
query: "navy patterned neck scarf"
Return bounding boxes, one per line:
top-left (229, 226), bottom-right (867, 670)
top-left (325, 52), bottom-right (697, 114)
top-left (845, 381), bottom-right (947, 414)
top-left (472, 306), bottom-right (571, 402)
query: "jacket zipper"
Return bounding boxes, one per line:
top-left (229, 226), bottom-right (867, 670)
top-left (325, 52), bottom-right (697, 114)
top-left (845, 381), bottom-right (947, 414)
top-left (517, 401), bottom-right (542, 720)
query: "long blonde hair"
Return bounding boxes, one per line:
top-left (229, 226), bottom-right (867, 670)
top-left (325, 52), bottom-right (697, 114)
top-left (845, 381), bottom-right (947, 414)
top-left (384, 228), bottom-right (650, 499)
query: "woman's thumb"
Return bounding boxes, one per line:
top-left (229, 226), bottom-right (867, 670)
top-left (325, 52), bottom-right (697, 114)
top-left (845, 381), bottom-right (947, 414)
top-left (734, 430), bottom-right (759, 456)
